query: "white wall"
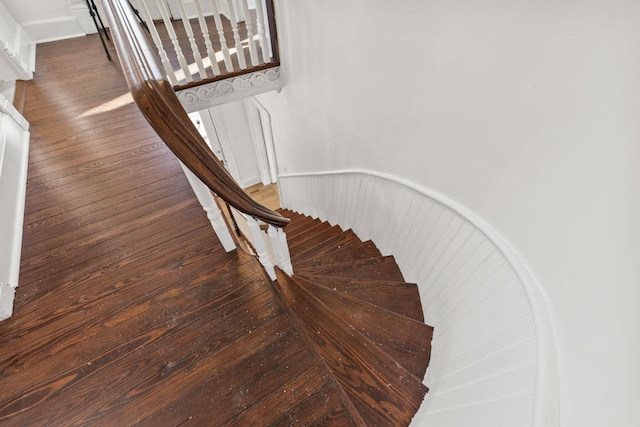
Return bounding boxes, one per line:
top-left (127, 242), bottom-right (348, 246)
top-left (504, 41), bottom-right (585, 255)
top-left (2, 0), bottom-right (85, 43)
top-left (257, 1), bottom-right (640, 426)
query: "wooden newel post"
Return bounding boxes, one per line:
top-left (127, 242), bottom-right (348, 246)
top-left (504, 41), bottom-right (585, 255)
top-left (247, 217), bottom-right (276, 280)
top-left (267, 225), bottom-right (293, 276)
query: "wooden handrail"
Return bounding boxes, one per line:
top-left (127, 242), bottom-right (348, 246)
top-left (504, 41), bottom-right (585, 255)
top-left (102, 0), bottom-right (289, 227)
top-left (173, 62), bottom-right (280, 92)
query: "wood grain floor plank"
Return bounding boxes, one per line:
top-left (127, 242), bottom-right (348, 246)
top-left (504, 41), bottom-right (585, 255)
top-left (1, 240), bottom-right (244, 396)
top-left (291, 230), bottom-right (368, 264)
top-left (0, 33), bottom-right (431, 426)
top-left (24, 155), bottom-right (183, 222)
top-left (297, 274), bottom-right (425, 323)
top-left (301, 256), bottom-right (407, 282)
top-left (274, 271), bottom-right (428, 426)
top-left (287, 224), bottom-right (343, 255)
top-left (29, 277), bottom-right (277, 426)
top-left (286, 221), bottom-right (337, 246)
top-left (293, 275), bottom-right (433, 378)
top-left (22, 173), bottom-right (192, 252)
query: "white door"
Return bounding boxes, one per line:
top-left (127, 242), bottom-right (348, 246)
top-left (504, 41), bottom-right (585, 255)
top-left (258, 107), bottom-right (277, 183)
top-left (188, 111), bottom-right (229, 168)
top-left (244, 98), bottom-right (278, 184)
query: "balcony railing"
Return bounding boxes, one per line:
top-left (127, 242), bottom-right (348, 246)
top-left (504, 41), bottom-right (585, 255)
top-left (128, 0), bottom-right (279, 87)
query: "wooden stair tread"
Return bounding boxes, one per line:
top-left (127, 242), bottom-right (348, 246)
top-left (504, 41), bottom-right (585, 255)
top-left (299, 256), bottom-right (406, 282)
top-left (277, 210), bottom-right (320, 236)
top-left (287, 224), bottom-right (344, 255)
top-left (291, 229), bottom-right (361, 262)
top-left (274, 271), bottom-right (428, 426)
top-left (285, 221), bottom-right (335, 245)
top-left (280, 216), bottom-right (318, 238)
top-left (293, 234), bottom-right (382, 266)
top-left (293, 275), bottom-right (433, 378)
top-left (297, 274), bottom-right (425, 322)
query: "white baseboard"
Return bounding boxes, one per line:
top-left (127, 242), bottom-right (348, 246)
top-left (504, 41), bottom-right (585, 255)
top-left (239, 175), bottom-right (262, 189)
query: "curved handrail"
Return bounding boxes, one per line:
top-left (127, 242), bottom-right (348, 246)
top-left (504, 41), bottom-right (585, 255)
top-left (102, 0), bottom-right (289, 227)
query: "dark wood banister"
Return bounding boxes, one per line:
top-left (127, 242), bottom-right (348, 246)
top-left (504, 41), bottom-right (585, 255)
top-left (173, 62), bottom-right (280, 92)
top-left (102, 0), bottom-right (289, 227)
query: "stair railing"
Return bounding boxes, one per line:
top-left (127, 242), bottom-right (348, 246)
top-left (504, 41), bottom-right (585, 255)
top-left (103, 0), bottom-right (292, 278)
top-left (229, 207), bottom-right (293, 279)
top-left (129, 0), bottom-right (279, 85)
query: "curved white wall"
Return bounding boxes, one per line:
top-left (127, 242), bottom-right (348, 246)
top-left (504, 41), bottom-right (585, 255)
top-left (279, 171), bottom-right (558, 426)
top-left (256, 1), bottom-right (640, 425)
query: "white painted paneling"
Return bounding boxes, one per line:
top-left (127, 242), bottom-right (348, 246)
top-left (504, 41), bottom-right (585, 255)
top-left (435, 290), bottom-right (530, 354)
top-left (2, 0), bottom-right (95, 43)
top-left (0, 94), bottom-right (29, 319)
top-left (432, 338), bottom-right (536, 391)
top-left (278, 171), bottom-right (553, 427)
top-left (0, 1), bottom-right (35, 80)
top-left (421, 392), bottom-right (535, 427)
top-left (413, 209), bottom-right (456, 281)
top-left (427, 363), bottom-right (536, 408)
top-left (427, 246), bottom-right (507, 325)
top-left (403, 201), bottom-right (441, 279)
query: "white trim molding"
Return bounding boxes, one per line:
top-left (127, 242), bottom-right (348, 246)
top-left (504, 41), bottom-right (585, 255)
top-left (0, 0), bottom-right (35, 80)
top-left (0, 94), bottom-right (30, 320)
top-left (177, 66), bottom-right (281, 113)
top-left (278, 169), bottom-right (560, 427)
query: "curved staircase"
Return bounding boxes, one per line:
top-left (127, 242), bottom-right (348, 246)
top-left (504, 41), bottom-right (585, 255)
top-left (261, 208), bottom-right (434, 426)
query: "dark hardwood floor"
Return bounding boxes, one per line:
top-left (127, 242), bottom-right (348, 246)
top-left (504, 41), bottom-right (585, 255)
top-left (0, 34), bottom-right (301, 426)
top-left (0, 33), bottom-right (431, 426)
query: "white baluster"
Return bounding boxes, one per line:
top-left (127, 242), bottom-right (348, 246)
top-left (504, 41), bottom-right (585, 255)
top-left (238, 0), bottom-right (259, 66)
top-left (155, 0), bottom-right (193, 82)
top-left (224, 0), bottom-right (247, 69)
top-left (277, 227), bottom-right (293, 275)
top-left (208, 0), bottom-right (234, 72)
top-left (137, 0), bottom-right (178, 85)
top-left (254, 0), bottom-right (271, 62)
top-left (266, 225), bottom-right (282, 269)
top-left (247, 217), bottom-right (276, 280)
top-left (193, 0), bottom-right (221, 76)
top-left (179, 162), bottom-right (236, 252)
top-left (175, 0), bottom-right (207, 79)
top-left (268, 225), bottom-right (293, 276)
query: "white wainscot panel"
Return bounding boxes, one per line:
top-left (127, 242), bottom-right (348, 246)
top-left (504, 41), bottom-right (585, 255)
top-left (278, 170), bottom-right (559, 427)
